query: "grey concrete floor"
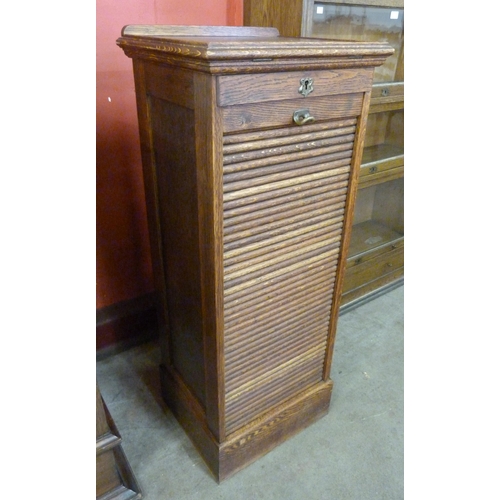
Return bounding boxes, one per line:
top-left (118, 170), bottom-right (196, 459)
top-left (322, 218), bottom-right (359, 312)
top-left (97, 285), bottom-right (403, 499)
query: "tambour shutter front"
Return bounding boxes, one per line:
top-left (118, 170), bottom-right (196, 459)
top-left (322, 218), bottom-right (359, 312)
top-left (222, 118), bottom-right (358, 434)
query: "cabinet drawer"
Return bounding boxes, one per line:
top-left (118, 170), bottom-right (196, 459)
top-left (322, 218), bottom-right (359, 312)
top-left (217, 68), bottom-right (373, 107)
top-left (358, 164), bottom-right (403, 188)
top-left (369, 82), bottom-right (404, 108)
top-left (343, 245), bottom-right (403, 292)
top-left (222, 93), bottom-right (363, 133)
top-left (96, 450), bottom-right (122, 497)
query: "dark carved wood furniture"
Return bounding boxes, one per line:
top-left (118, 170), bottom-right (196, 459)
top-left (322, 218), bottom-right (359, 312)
top-left (96, 384), bottom-right (141, 499)
top-left (117, 25), bottom-right (392, 481)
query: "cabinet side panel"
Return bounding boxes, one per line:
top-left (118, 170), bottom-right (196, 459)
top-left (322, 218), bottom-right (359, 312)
top-left (150, 96), bottom-right (206, 406)
top-left (132, 60), bottom-right (171, 365)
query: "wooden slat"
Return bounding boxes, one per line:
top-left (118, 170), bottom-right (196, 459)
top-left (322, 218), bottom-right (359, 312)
top-left (224, 237), bottom-right (339, 282)
top-left (225, 299), bottom-right (332, 355)
top-left (224, 197), bottom-right (345, 238)
top-left (226, 358), bottom-right (326, 418)
top-left (224, 229), bottom-right (341, 275)
top-left (223, 171), bottom-right (350, 211)
top-left (223, 145), bottom-right (352, 175)
top-left (223, 155), bottom-right (352, 193)
top-left (223, 181), bottom-right (348, 222)
top-left (226, 325), bottom-right (330, 375)
top-left (224, 301), bottom-right (333, 354)
top-left (225, 271), bottom-right (333, 331)
top-left (223, 135), bottom-right (354, 166)
top-left (223, 169), bottom-right (350, 202)
top-left (224, 185), bottom-right (348, 231)
top-left (223, 124), bottom-right (356, 155)
top-left (226, 317), bottom-right (330, 363)
top-left (223, 151), bottom-right (351, 185)
top-left (224, 209), bottom-right (344, 249)
top-left (226, 364), bottom-right (323, 424)
top-left (225, 218), bottom-right (342, 261)
top-left (225, 324), bottom-right (329, 388)
top-left (225, 314), bottom-right (331, 372)
top-left (224, 254), bottom-right (337, 312)
top-left (224, 369), bottom-right (321, 434)
top-left (224, 267), bottom-right (335, 324)
top-left (226, 313), bottom-right (328, 361)
top-left (223, 117), bottom-right (357, 144)
top-left (224, 245), bottom-right (337, 297)
top-left (225, 244), bottom-right (338, 291)
top-left (225, 354), bottom-right (325, 429)
top-left (224, 286), bottom-right (334, 354)
top-left (224, 191), bottom-right (346, 233)
top-left (226, 345), bottom-right (326, 405)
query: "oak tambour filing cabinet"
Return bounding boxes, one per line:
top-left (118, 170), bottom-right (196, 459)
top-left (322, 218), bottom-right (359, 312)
top-left (117, 25), bottom-right (392, 481)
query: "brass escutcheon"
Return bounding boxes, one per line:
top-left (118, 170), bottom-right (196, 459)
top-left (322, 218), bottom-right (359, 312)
top-left (298, 77), bottom-right (314, 97)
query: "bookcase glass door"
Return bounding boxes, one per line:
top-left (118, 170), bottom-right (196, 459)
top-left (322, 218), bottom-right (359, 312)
top-left (350, 177), bottom-right (403, 256)
top-left (362, 108), bottom-right (403, 173)
top-left (306, 1), bottom-right (404, 83)
top-left (301, 0), bottom-right (404, 302)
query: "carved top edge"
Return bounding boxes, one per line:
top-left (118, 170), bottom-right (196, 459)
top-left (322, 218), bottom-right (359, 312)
top-left (116, 25), bottom-right (395, 72)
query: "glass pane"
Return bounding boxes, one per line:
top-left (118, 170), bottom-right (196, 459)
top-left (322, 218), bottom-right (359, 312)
top-left (349, 177), bottom-right (403, 256)
top-left (363, 108), bottom-right (403, 165)
top-left (310, 2), bottom-right (404, 83)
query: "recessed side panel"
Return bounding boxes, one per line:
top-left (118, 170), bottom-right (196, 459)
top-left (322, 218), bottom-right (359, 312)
top-left (150, 96), bottom-right (206, 407)
top-left (222, 117), bottom-right (359, 435)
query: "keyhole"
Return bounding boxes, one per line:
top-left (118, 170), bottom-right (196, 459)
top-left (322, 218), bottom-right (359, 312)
top-left (299, 77), bottom-right (314, 97)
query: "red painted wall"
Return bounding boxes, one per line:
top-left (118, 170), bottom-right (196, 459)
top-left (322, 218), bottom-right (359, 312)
top-left (96, 0), bottom-right (242, 309)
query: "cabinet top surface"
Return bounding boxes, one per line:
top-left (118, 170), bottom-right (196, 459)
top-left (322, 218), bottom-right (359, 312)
top-left (117, 25), bottom-right (394, 72)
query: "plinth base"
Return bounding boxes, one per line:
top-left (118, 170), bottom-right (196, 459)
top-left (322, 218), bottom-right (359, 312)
top-left (160, 364), bottom-right (333, 482)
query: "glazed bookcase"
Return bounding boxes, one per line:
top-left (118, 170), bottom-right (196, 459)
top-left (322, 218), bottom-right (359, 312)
top-left (244, 0), bottom-right (404, 306)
